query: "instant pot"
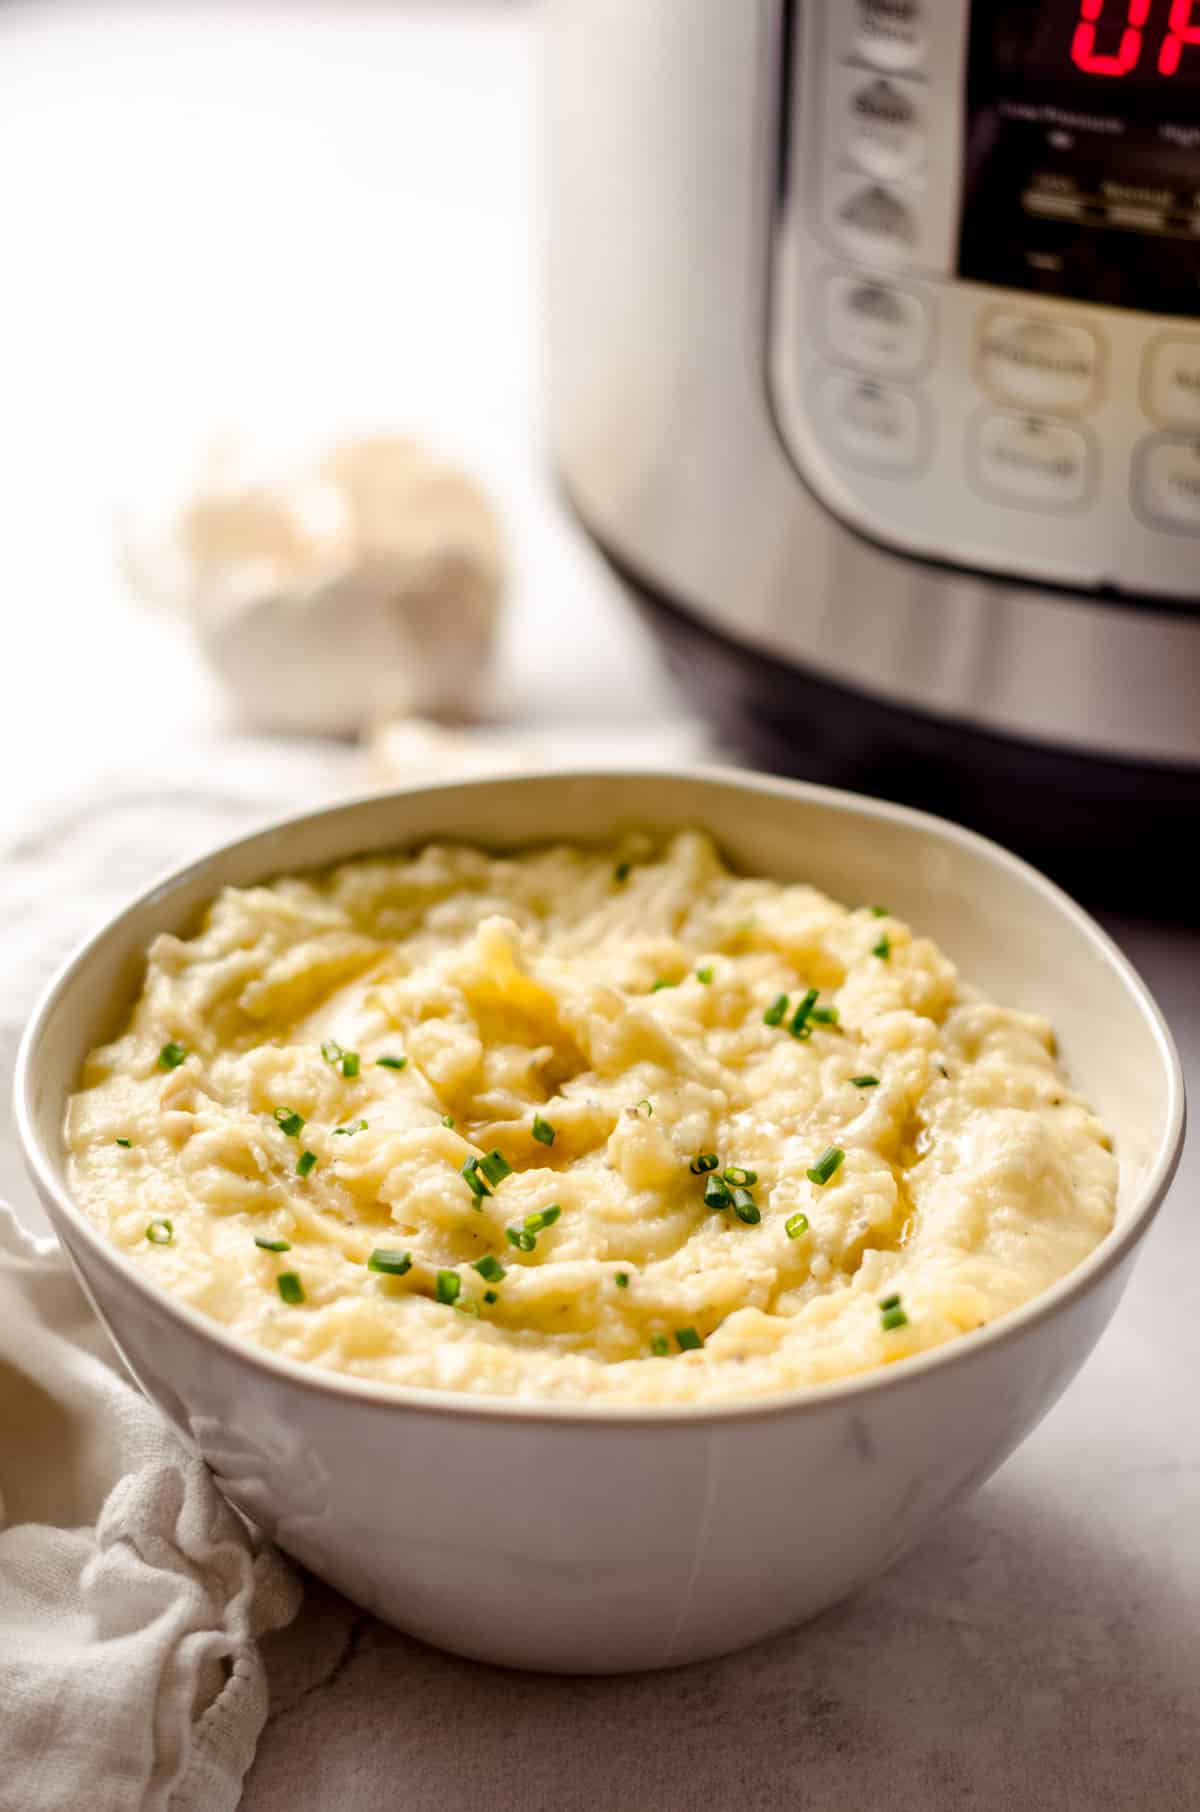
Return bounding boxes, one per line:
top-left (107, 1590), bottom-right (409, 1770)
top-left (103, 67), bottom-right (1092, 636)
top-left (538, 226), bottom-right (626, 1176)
top-left (543, 0), bottom-right (1200, 906)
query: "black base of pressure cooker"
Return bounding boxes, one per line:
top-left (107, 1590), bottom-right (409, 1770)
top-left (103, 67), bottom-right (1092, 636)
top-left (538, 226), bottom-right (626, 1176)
top-left (583, 525), bottom-right (1196, 919)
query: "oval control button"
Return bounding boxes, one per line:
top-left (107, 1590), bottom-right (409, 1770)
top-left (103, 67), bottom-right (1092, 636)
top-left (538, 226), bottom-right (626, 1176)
top-left (856, 0), bottom-right (924, 71)
top-left (819, 371), bottom-right (926, 473)
top-left (849, 76), bottom-right (923, 178)
top-left (834, 183), bottom-right (915, 265)
top-left (1134, 435), bottom-right (1200, 531)
top-left (822, 273), bottom-right (930, 376)
top-left (970, 413), bottom-right (1092, 510)
top-left (977, 314), bottom-right (1101, 413)
top-left (1143, 337), bottom-right (1200, 431)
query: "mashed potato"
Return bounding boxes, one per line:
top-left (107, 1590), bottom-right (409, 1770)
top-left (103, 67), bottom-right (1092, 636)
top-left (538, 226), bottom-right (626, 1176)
top-left (65, 832), bottom-right (1116, 1405)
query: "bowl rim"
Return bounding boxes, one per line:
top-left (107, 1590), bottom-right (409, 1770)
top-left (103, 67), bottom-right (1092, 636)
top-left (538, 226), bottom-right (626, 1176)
top-left (13, 764), bottom-right (1187, 1429)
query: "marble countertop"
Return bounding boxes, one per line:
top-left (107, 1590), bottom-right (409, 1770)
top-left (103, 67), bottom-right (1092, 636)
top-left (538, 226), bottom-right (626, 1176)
top-left (0, 5), bottom-right (1197, 1808)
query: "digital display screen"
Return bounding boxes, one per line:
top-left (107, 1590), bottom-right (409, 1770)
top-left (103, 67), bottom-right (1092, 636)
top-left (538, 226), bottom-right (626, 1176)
top-left (958, 2), bottom-right (1200, 314)
top-left (1033, 1), bottom-right (1200, 86)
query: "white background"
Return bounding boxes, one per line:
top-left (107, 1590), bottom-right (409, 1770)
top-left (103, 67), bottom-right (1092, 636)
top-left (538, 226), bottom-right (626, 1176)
top-left (0, 0), bottom-right (675, 844)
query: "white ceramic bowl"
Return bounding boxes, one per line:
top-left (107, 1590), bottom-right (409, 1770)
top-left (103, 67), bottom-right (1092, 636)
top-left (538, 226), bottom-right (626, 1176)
top-left (14, 770), bottom-right (1185, 1674)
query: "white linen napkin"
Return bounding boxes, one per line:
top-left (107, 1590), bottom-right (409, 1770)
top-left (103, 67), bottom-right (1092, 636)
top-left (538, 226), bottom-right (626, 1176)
top-left (0, 1202), bottom-right (302, 1812)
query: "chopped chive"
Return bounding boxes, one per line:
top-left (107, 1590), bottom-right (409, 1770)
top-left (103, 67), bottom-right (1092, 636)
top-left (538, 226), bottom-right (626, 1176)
top-left (811, 1005), bottom-right (839, 1026)
top-left (881, 1302), bottom-right (908, 1331)
top-left (157, 1041), bottom-right (187, 1070)
top-left (879, 1293), bottom-right (901, 1311)
top-left (115, 1137), bottom-right (132, 1148)
top-left (461, 1157), bottom-right (493, 1199)
top-left (333, 1118), bottom-right (368, 1137)
top-left (789, 988), bottom-right (820, 1040)
top-left (851, 1075), bottom-right (879, 1089)
top-left (483, 1289), bottom-right (498, 1305)
top-left (145, 1218), bottom-right (173, 1245)
top-left (650, 1334), bottom-right (671, 1356)
top-left (320, 1039), bottom-right (359, 1077)
top-left (650, 978), bottom-right (676, 992)
top-left (296, 1150), bottom-right (317, 1179)
top-left (274, 1107), bottom-right (306, 1138)
top-left (806, 1146), bottom-right (845, 1186)
top-left (696, 965), bottom-right (714, 984)
top-left (764, 993), bottom-right (789, 1026)
top-left (872, 934), bottom-right (891, 960)
top-left (506, 1227), bottom-right (536, 1253)
top-left (870, 905), bottom-right (889, 917)
top-left (615, 1271), bottom-right (630, 1288)
top-left (532, 1113), bottom-right (556, 1146)
top-left (255, 1235), bottom-right (292, 1253)
top-left (473, 1254), bottom-right (506, 1283)
top-left (478, 1149), bottom-right (513, 1187)
top-left (276, 1272), bottom-right (305, 1304)
top-left (436, 1269), bottom-right (461, 1306)
top-left (723, 1165), bottom-right (757, 1187)
top-left (442, 1114), bottom-right (455, 1128)
top-left (785, 1211), bottom-right (810, 1240)
top-left (614, 861), bottom-right (632, 884)
top-left (689, 1153), bottom-right (719, 1175)
top-left (320, 1039), bottom-right (343, 1065)
top-left (675, 1326), bottom-right (704, 1352)
top-left (340, 1051), bottom-right (360, 1078)
top-left (524, 1205), bottom-right (561, 1235)
top-left (703, 1173), bottom-right (732, 1211)
top-left (368, 1248), bottom-right (412, 1275)
top-left (731, 1189), bottom-right (761, 1225)
top-left (376, 1055), bottom-right (407, 1071)
top-left (636, 1099), bottom-right (653, 1117)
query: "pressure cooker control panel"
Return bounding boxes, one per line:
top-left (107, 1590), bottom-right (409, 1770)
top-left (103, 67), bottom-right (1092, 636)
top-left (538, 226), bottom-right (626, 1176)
top-left (768, 0), bottom-right (1200, 597)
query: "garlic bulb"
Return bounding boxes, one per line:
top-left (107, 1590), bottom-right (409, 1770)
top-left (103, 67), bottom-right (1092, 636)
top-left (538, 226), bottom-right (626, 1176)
top-left (124, 434), bottom-right (506, 737)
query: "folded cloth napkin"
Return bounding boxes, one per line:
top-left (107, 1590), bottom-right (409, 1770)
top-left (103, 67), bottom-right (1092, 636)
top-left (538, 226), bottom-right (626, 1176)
top-left (0, 1203), bottom-right (302, 1812)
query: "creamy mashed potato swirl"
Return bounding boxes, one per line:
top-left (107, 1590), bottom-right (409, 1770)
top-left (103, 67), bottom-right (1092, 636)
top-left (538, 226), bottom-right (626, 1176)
top-left (65, 832), bottom-right (1116, 1405)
